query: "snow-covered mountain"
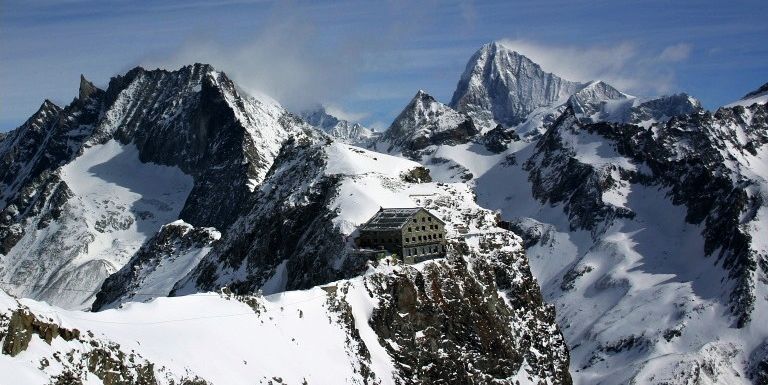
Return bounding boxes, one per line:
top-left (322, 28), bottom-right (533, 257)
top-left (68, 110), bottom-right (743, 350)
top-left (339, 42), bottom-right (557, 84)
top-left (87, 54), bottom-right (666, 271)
top-left (300, 106), bottom-right (378, 145)
top-left (0, 64), bottom-right (294, 309)
top-left (2, 38), bottom-right (767, 385)
top-left (375, 90), bottom-right (478, 159)
top-left (0, 61), bottom-right (572, 384)
top-left (450, 41), bottom-right (584, 130)
top-left (374, 42), bottom-right (768, 384)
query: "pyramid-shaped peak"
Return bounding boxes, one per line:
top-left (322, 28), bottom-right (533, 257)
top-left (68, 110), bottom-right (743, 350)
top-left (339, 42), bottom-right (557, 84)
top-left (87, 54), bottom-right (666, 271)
top-left (412, 89), bottom-right (438, 102)
top-left (450, 42), bottom-right (584, 129)
top-left (79, 74), bottom-right (99, 100)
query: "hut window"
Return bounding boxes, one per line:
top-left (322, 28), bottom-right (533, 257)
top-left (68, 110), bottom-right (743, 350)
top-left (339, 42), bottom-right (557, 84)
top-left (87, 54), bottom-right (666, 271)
top-left (428, 217), bottom-right (432, 221)
top-left (421, 226), bottom-right (426, 230)
top-left (439, 234), bottom-right (443, 238)
top-left (408, 227), bottom-right (412, 232)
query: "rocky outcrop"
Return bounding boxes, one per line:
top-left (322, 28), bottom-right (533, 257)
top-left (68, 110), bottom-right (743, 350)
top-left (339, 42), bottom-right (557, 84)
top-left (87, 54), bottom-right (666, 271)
top-left (482, 124), bottom-right (520, 153)
top-left (362, 235), bottom-right (570, 384)
top-left (0, 298), bottom-right (206, 384)
top-left (1, 308), bottom-right (80, 357)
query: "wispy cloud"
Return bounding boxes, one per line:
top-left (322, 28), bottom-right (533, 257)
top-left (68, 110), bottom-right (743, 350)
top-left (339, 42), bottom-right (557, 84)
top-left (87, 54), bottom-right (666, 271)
top-left (323, 104), bottom-right (369, 122)
top-left (498, 39), bottom-right (693, 95)
top-left (659, 43), bottom-right (692, 62)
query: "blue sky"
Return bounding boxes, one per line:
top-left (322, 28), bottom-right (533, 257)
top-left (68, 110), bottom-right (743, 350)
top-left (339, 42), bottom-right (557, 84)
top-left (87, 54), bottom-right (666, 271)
top-left (2, 0), bottom-right (767, 131)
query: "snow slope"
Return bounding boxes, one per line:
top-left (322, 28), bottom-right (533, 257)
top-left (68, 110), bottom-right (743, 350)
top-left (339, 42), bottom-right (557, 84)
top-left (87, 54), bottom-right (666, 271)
top-left (0, 140), bottom-right (192, 310)
top-left (407, 103), bottom-right (768, 384)
top-left (725, 82), bottom-right (768, 108)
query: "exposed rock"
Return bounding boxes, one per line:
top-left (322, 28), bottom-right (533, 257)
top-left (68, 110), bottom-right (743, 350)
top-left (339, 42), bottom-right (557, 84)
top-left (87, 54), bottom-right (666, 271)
top-left (481, 124), bottom-right (519, 153)
top-left (365, 238), bottom-right (571, 384)
top-left (400, 166), bottom-right (432, 183)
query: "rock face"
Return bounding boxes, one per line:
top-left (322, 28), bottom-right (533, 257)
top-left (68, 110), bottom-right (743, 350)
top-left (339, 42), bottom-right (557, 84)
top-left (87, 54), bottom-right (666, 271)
top-left (450, 42), bottom-right (583, 129)
top-left (301, 106), bottom-right (378, 145)
top-left (366, 241), bottom-right (570, 384)
top-left (378, 90), bottom-right (477, 158)
top-left (0, 64), bottom-right (295, 309)
top-left (172, 130), bottom-right (366, 296)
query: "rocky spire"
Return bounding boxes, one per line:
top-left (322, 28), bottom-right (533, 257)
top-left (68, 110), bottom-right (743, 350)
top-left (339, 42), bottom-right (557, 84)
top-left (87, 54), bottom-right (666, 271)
top-left (78, 74), bottom-right (98, 100)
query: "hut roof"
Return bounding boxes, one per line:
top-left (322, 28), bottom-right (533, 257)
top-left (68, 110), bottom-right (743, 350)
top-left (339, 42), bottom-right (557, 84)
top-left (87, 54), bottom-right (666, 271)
top-left (360, 208), bottom-right (444, 231)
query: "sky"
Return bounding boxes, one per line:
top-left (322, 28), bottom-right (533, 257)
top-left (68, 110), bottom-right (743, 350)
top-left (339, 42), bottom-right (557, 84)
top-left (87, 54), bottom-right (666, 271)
top-left (1, 0), bottom-right (767, 131)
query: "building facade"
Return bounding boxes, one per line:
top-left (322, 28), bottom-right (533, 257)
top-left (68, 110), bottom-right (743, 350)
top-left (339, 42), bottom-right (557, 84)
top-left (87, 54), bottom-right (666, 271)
top-left (356, 207), bottom-right (447, 264)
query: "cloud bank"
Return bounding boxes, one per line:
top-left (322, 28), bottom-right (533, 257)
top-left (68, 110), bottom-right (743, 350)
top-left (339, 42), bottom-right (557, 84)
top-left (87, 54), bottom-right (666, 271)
top-left (140, 4), bottom-right (368, 113)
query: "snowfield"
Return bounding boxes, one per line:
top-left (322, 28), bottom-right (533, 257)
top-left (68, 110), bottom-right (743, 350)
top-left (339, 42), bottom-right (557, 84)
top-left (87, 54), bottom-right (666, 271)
top-left (0, 284), bottom-right (384, 385)
top-left (0, 140), bottom-right (193, 310)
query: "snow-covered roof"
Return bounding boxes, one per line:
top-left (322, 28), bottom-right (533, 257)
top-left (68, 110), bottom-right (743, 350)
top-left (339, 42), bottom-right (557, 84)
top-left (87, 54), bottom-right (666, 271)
top-left (360, 207), bottom-right (443, 231)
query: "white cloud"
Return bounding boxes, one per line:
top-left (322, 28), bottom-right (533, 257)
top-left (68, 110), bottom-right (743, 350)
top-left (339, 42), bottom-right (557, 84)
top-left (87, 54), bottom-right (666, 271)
top-left (323, 104), bottom-right (369, 122)
top-left (497, 39), bottom-right (691, 95)
top-left (141, 4), bottom-right (367, 112)
top-left (659, 43), bottom-right (692, 62)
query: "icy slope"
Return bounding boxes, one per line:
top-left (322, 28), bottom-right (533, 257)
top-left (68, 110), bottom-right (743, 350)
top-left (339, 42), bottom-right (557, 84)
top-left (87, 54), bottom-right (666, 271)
top-left (726, 82), bottom-right (768, 108)
top-left (0, 140), bottom-right (193, 310)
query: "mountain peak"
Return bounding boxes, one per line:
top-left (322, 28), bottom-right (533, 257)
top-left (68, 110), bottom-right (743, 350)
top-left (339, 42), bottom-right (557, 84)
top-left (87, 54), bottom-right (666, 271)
top-left (300, 106), bottom-right (376, 145)
top-left (78, 74), bottom-right (99, 100)
top-left (380, 89), bottom-right (476, 156)
top-left (450, 41), bottom-right (583, 129)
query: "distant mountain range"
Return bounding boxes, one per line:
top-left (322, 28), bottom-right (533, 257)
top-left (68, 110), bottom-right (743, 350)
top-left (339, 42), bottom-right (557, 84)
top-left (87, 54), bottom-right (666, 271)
top-left (1, 41), bottom-right (767, 385)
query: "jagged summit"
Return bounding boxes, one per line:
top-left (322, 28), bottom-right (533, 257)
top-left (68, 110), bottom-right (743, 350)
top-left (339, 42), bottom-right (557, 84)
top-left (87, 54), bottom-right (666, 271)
top-left (78, 74), bottom-right (99, 100)
top-left (379, 89), bottom-right (477, 156)
top-left (566, 80), bottom-right (627, 117)
top-left (300, 105), bottom-right (376, 145)
top-left (450, 41), bottom-right (584, 129)
top-left (0, 62), bottom-right (295, 309)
